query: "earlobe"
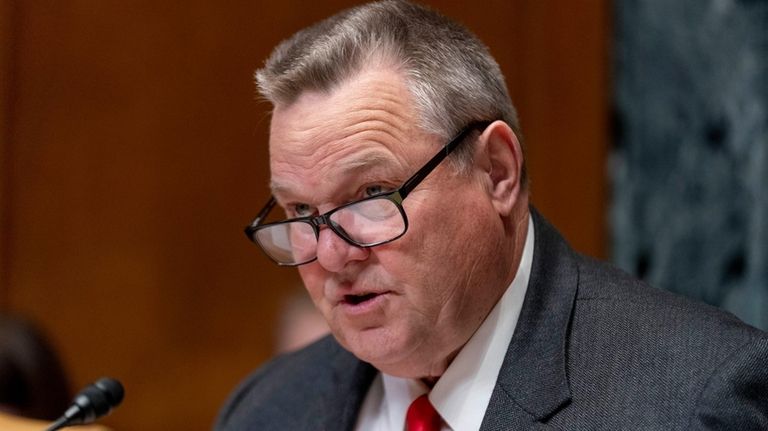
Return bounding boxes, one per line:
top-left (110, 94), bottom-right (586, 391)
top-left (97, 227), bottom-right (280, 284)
top-left (481, 121), bottom-right (523, 217)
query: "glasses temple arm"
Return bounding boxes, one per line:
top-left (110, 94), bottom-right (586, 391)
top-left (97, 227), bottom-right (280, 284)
top-left (251, 196), bottom-right (277, 226)
top-left (398, 121), bottom-right (490, 199)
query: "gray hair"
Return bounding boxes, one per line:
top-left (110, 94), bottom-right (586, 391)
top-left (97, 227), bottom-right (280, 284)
top-left (256, 0), bottom-right (526, 182)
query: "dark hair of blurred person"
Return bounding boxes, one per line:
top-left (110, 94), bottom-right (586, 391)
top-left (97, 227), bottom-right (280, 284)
top-left (0, 314), bottom-right (71, 420)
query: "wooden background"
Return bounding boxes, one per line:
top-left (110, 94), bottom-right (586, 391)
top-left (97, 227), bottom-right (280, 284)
top-left (0, 1), bottom-right (608, 429)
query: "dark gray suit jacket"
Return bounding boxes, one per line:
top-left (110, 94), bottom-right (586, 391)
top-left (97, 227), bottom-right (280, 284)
top-left (215, 210), bottom-right (768, 430)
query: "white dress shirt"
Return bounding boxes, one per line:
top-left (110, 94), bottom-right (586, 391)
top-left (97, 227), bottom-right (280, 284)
top-left (355, 214), bottom-right (534, 431)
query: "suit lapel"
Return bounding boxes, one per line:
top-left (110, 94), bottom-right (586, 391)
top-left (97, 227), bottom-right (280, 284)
top-left (316, 345), bottom-right (377, 431)
top-left (481, 208), bottom-right (577, 429)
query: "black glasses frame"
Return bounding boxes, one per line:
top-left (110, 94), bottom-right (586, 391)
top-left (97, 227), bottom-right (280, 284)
top-left (245, 121), bottom-right (492, 266)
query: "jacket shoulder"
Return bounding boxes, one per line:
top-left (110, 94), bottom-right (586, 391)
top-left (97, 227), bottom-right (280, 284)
top-left (564, 253), bottom-right (768, 427)
top-left (214, 336), bottom-right (365, 430)
top-left (574, 253), bottom-right (757, 334)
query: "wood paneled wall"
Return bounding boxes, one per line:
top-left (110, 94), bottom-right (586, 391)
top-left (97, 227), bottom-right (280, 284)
top-left (0, 1), bottom-right (608, 429)
top-left (1, 0), bottom-right (13, 301)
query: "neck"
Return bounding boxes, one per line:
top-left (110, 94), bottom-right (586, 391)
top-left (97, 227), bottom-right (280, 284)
top-left (421, 376), bottom-right (439, 388)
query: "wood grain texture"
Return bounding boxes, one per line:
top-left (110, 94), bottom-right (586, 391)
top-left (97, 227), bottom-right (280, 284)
top-left (1, 1), bottom-right (608, 429)
top-left (0, 0), bottom-right (14, 307)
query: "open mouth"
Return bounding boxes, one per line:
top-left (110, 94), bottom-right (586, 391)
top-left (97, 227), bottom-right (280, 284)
top-left (343, 292), bottom-right (379, 305)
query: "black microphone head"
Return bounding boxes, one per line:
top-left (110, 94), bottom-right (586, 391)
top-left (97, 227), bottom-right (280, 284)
top-left (62, 377), bottom-right (125, 426)
top-left (94, 377), bottom-right (125, 407)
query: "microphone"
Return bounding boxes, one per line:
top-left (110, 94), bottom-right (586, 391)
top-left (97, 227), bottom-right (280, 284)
top-left (46, 377), bottom-right (125, 431)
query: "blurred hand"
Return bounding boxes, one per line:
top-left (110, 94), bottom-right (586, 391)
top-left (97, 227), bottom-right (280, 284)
top-left (0, 411), bottom-right (111, 431)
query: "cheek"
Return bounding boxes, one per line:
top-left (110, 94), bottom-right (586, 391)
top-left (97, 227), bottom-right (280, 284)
top-left (398, 191), bottom-right (495, 292)
top-left (403, 189), bottom-right (487, 258)
top-left (376, 219), bottom-right (461, 303)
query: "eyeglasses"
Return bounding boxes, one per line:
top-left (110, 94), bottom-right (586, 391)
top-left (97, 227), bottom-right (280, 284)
top-left (245, 121), bottom-right (491, 266)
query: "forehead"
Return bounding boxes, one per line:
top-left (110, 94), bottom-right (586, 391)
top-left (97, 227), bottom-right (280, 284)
top-left (268, 67), bottom-right (432, 200)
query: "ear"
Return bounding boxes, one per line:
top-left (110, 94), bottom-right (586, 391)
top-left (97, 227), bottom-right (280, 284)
top-left (476, 121), bottom-right (524, 217)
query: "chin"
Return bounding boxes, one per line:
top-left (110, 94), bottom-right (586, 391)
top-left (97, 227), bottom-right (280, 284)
top-left (339, 325), bottom-right (400, 359)
top-left (337, 325), bottom-right (435, 378)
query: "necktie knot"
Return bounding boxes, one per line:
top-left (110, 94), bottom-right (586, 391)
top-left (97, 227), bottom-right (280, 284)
top-left (405, 394), bottom-right (442, 431)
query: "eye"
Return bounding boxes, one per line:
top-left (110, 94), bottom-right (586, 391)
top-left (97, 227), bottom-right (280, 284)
top-left (363, 184), bottom-right (386, 197)
top-left (290, 203), bottom-right (314, 217)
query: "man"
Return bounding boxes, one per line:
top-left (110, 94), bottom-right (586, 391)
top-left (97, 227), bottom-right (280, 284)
top-left (216, 1), bottom-right (768, 429)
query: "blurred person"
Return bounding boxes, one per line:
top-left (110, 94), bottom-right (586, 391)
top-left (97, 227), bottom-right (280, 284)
top-left (217, 1), bottom-right (768, 429)
top-left (0, 413), bottom-right (111, 431)
top-left (275, 290), bottom-right (330, 354)
top-left (0, 315), bottom-right (114, 431)
top-left (0, 314), bottom-right (70, 421)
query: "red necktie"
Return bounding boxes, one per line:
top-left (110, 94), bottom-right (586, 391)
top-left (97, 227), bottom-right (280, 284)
top-left (405, 394), bottom-right (442, 431)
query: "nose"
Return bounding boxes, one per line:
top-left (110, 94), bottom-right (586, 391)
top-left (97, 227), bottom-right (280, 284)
top-left (315, 226), bottom-right (369, 272)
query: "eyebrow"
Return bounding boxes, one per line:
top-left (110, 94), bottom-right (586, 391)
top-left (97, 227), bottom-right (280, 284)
top-left (269, 150), bottom-right (398, 198)
top-left (337, 150), bottom-right (396, 176)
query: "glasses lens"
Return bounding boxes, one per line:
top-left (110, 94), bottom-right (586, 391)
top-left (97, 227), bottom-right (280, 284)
top-left (329, 197), bottom-right (406, 245)
top-left (254, 221), bottom-right (316, 264)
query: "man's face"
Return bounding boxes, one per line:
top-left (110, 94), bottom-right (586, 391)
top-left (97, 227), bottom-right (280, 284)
top-left (268, 67), bottom-right (509, 379)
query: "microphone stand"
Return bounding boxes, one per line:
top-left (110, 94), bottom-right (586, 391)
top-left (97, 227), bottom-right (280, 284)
top-left (45, 416), bottom-right (70, 431)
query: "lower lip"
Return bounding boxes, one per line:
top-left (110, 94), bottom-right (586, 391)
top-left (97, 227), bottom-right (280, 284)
top-left (339, 292), bottom-right (391, 316)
